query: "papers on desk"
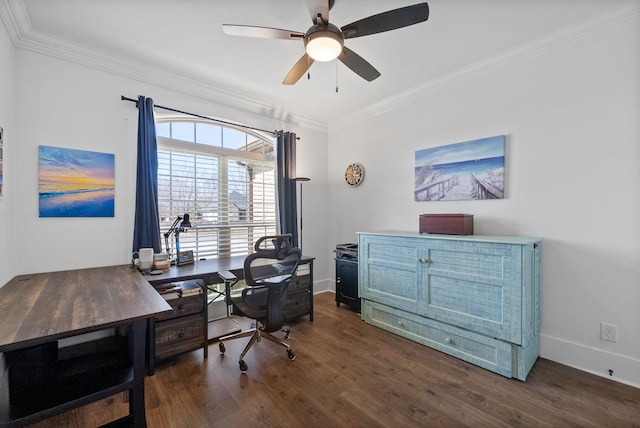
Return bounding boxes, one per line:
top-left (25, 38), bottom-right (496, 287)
top-left (155, 283), bottom-right (181, 295)
top-left (155, 281), bottom-right (202, 297)
top-left (179, 280), bottom-right (203, 297)
top-left (296, 264), bottom-right (310, 276)
top-left (181, 288), bottom-right (202, 297)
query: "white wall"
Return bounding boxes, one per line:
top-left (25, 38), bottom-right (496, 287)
top-left (3, 2), bottom-right (638, 389)
top-left (0, 19), bottom-right (14, 286)
top-left (9, 49), bottom-right (330, 284)
top-left (327, 23), bottom-right (640, 386)
top-left (294, 127), bottom-right (332, 292)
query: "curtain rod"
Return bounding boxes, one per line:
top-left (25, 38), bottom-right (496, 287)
top-left (121, 95), bottom-right (276, 137)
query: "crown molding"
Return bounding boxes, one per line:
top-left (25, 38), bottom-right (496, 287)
top-left (329, 1), bottom-right (640, 132)
top-left (0, 0), bottom-right (26, 41)
top-left (0, 0), bottom-right (328, 132)
top-left (2, 1), bottom-right (638, 134)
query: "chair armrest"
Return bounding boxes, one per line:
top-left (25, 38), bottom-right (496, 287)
top-left (218, 270), bottom-right (237, 282)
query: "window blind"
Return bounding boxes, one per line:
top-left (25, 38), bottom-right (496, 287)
top-left (157, 133), bottom-right (276, 259)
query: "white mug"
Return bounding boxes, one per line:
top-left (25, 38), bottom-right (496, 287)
top-left (133, 248), bottom-right (154, 271)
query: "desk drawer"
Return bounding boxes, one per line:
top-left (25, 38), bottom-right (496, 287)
top-left (284, 289), bottom-right (310, 320)
top-left (156, 294), bottom-right (203, 321)
top-left (154, 314), bottom-right (204, 360)
top-left (288, 274), bottom-right (310, 293)
top-left (363, 300), bottom-right (513, 378)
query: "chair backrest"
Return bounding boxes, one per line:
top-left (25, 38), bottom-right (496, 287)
top-left (243, 234), bottom-right (302, 332)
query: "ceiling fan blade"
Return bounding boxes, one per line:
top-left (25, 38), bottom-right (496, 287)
top-left (283, 53), bottom-right (315, 85)
top-left (338, 46), bottom-right (381, 82)
top-left (222, 24), bottom-right (304, 40)
top-left (341, 3), bottom-right (429, 39)
top-left (305, 0), bottom-right (333, 25)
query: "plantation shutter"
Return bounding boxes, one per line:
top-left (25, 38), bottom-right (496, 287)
top-left (157, 136), bottom-right (276, 259)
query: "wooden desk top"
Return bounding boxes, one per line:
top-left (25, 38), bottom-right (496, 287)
top-left (146, 255), bottom-right (247, 285)
top-left (0, 265), bottom-right (171, 352)
top-left (146, 255), bottom-right (315, 286)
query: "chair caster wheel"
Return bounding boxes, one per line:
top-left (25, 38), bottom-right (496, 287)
top-left (219, 342), bottom-right (225, 353)
top-left (287, 349), bottom-right (296, 361)
top-left (336, 301), bottom-right (341, 307)
top-left (284, 329), bottom-right (291, 340)
top-left (239, 360), bottom-right (248, 372)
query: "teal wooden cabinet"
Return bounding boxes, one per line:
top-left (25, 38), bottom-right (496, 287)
top-left (358, 232), bottom-right (542, 380)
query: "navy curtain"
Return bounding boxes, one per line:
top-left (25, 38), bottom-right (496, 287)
top-left (276, 130), bottom-right (299, 248)
top-left (132, 96), bottom-right (162, 253)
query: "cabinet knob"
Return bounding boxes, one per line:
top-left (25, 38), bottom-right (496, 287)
top-left (398, 321), bottom-right (404, 327)
top-left (445, 337), bottom-right (452, 344)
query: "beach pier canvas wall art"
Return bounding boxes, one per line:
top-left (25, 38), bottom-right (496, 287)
top-left (415, 135), bottom-right (505, 201)
top-left (39, 145), bottom-right (115, 217)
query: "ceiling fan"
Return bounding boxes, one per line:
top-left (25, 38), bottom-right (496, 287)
top-left (222, 1), bottom-right (429, 85)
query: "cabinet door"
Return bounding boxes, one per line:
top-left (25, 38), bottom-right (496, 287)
top-left (359, 235), bottom-right (422, 314)
top-left (422, 239), bottom-right (523, 343)
top-left (336, 259), bottom-right (359, 302)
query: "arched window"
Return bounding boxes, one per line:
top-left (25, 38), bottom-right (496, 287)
top-left (156, 117), bottom-right (276, 259)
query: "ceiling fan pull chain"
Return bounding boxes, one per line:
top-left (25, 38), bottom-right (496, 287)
top-left (335, 61), bottom-right (339, 93)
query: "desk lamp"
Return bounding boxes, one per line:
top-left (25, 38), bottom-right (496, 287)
top-left (164, 213), bottom-right (191, 262)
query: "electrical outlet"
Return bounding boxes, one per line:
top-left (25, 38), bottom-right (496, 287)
top-left (600, 322), bottom-right (617, 343)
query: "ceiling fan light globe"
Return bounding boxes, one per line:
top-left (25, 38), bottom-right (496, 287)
top-left (305, 31), bottom-right (343, 62)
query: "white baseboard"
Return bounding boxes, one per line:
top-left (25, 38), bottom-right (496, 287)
top-left (540, 334), bottom-right (640, 389)
top-left (312, 278), bottom-right (333, 294)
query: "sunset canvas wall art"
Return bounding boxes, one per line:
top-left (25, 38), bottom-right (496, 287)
top-left (39, 145), bottom-right (115, 217)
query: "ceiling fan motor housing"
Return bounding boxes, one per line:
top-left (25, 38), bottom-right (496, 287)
top-left (304, 23), bottom-right (344, 61)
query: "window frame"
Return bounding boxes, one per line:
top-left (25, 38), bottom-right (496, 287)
top-left (155, 117), bottom-right (277, 260)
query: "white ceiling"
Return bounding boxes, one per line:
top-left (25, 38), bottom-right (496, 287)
top-left (3, 0), bottom-right (633, 126)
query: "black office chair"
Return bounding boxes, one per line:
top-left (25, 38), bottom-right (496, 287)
top-left (218, 234), bottom-right (301, 372)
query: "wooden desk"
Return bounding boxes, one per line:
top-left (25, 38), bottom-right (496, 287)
top-left (147, 255), bottom-right (247, 286)
top-left (145, 256), bottom-right (315, 374)
top-left (0, 265), bottom-right (171, 428)
top-left (146, 256), bottom-right (315, 319)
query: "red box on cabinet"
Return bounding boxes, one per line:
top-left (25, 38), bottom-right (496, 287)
top-left (419, 214), bottom-right (474, 235)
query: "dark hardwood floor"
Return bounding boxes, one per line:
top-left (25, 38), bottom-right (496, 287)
top-left (30, 292), bottom-right (640, 427)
